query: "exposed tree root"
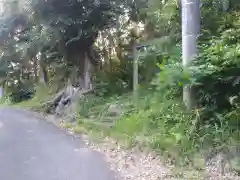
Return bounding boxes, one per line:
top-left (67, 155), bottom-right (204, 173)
top-left (44, 85), bottom-right (93, 115)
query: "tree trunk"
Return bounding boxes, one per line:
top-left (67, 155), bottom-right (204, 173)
top-left (108, 46), bottom-right (113, 72)
top-left (39, 65), bottom-right (48, 85)
top-left (39, 53), bottom-right (48, 86)
top-left (83, 53), bottom-right (92, 90)
top-left (33, 57), bottom-right (38, 84)
top-left (102, 47), bottom-right (109, 71)
top-left (181, 0), bottom-right (200, 110)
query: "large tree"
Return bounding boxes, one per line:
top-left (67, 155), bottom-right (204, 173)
top-left (32, 0), bottom-right (124, 89)
top-left (0, 0), bottom-right (127, 104)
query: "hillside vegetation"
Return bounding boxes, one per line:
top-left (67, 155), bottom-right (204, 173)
top-left (1, 0), bottom-right (240, 173)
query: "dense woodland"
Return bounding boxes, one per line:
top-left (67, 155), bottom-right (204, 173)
top-left (1, 0), bottom-right (240, 169)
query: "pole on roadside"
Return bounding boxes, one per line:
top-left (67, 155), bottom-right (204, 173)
top-left (133, 43), bottom-right (139, 107)
top-left (181, 0), bottom-right (200, 110)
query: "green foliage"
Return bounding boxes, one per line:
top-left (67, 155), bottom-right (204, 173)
top-left (12, 84), bottom-right (54, 110)
top-left (6, 80), bottom-right (35, 103)
top-left (0, 0), bottom-right (132, 98)
top-left (32, 0), bottom-right (121, 59)
top-left (2, 0), bottom-right (240, 170)
top-left (190, 27), bottom-right (240, 118)
top-left (74, 31), bottom-right (240, 165)
top-left (93, 61), bottom-right (133, 96)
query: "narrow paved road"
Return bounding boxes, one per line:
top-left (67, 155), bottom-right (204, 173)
top-left (0, 108), bottom-right (116, 180)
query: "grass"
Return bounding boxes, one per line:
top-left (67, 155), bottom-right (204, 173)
top-left (67, 87), bottom-right (240, 169)
top-left (72, 91), bottom-right (187, 151)
top-left (11, 85), bottom-right (54, 111)
top-left (9, 83), bottom-right (240, 171)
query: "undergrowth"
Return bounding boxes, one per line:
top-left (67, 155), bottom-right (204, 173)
top-left (11, 84), bottom-right (54, 111)
top-left (9, 27), bottom-right (240, 171)
top-left (74, 31), bottom-right (240, 168)
top-left (75, 87), bottom-right (239, 167)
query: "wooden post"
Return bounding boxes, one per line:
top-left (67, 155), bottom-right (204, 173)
top-left (133, 44), bottom-right (139, 107)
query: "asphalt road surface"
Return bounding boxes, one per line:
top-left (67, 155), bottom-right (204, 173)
top-left (0, 107), bottom-right (116, 180)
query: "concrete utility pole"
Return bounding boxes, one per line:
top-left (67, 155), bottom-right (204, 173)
top-left (181, 0), bottom-right (200, 110)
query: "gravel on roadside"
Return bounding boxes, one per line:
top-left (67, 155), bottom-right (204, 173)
top-left (24, 110), bottom-right (240, 180)
top-left (82, 135), bottom-right (240, 180)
